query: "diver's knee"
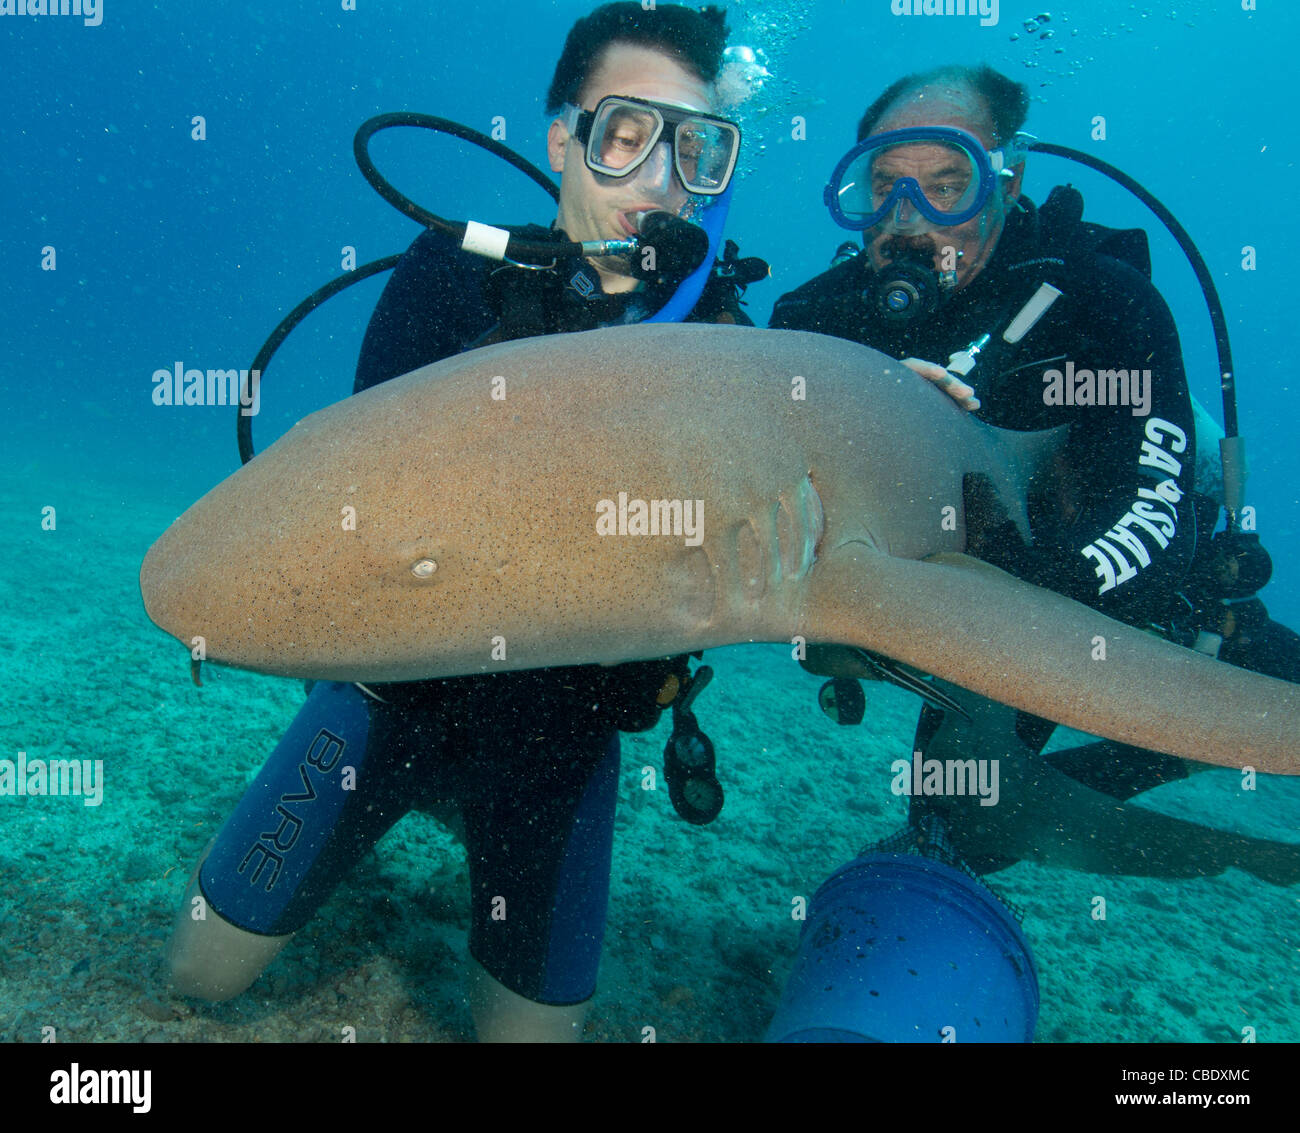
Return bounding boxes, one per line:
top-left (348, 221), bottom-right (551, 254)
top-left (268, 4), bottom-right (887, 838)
top-left (467, 957), bottom-right (588, 1043)
top-left (168, 872), bottom-right (292, 1002)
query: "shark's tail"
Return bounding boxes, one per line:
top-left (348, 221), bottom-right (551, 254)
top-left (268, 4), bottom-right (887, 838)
top-left (801, 548), bottom-right (1299, 774)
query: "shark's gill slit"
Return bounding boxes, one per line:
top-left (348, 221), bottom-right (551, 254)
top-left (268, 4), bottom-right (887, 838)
top-left (802, 472), bottom-right (827, 566)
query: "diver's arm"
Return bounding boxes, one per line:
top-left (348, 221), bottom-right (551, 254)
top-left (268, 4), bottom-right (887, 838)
top-left (991, 258), bottom-right (1199, 622)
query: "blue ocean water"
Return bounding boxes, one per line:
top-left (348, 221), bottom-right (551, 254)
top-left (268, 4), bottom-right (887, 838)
top-left (2, 0), bottom-right (1297, 1045)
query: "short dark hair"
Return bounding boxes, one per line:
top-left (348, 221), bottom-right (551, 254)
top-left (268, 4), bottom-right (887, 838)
top-left (856, 64), bottom-right (1030, 144)
top-left (545, 2), bottom-right (730, 115)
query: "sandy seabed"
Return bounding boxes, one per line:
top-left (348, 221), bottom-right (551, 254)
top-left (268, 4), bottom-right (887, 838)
top-left (2, 467), bottom-right (1297, 1044)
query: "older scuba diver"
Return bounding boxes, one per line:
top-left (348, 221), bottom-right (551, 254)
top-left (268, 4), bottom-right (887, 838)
top-left (771, 63), bottom-right (1300, 882)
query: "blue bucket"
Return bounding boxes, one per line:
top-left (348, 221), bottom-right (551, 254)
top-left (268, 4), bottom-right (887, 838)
top-left (765, 853), bottom-right (1039, 1042)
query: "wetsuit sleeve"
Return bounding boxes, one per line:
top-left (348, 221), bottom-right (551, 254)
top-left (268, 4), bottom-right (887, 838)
top-left (767, 288), bottom-right (803, 329)
top-left (353, 227), bottom-right (495, 393)
top-left (690, 290), bottom-right (756, 327)
top-left (995, 257), bottom-right (1198, 625)
top-left (768, 258), bottom-right (860, 333)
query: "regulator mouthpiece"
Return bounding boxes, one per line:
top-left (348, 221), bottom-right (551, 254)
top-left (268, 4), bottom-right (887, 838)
top-left (634, 209), bottom-right (710, 283)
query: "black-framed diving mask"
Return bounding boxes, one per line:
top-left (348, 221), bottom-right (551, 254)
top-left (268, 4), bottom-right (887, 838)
top-left (562, 95), bottom-right (741, 197)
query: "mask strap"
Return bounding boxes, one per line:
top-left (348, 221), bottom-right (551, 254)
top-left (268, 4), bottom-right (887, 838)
top-left (560, 103), bottom-right (584, 140)
top-left (992, 131), bottom-right (1036, 176)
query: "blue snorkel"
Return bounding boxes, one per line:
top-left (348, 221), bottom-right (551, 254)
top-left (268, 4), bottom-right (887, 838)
top-left (645, 181), bottom-right (735, 324)
top-left (635, 42), bottom-right (767, 326)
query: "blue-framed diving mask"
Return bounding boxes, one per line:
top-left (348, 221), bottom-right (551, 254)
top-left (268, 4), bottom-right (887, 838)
top-left (824, 126), bottom-right (1031, 233)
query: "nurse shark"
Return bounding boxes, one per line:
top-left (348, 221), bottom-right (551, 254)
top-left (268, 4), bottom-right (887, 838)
top-left (139, 324), bottom-right (1299, 773)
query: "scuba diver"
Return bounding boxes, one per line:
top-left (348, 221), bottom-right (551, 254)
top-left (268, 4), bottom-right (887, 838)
top-left (167, 1), bottom-right (765, 1042)
top-left (759, 57), bottom-right (1300, 1039)
top-left (774, 64), bottom-right (1201, 629)
top-left (764, 64), bottom-right (1300, 1042)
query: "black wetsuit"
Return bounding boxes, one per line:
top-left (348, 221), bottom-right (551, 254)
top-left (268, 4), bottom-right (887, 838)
top-left (198, 225), bottom-right (752, 1004)
top-left (773, 196), bottom-right (1200, 626)
top-left (772, 194), bottom-right (1218, 803)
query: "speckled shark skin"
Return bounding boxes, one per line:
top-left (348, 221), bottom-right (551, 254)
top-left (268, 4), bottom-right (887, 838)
top-left (140, 324), bottom-right (1299, 773)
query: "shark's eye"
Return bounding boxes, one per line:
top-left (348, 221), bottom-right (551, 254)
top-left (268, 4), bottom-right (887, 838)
top-left (411, 558), bottom-right (438, 579)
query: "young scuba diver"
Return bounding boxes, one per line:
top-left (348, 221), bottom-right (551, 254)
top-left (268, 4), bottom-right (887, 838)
top-left (167, 1), bottom-right (764, 1042)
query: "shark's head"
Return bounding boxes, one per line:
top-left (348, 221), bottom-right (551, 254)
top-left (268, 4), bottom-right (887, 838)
top-left (139, 345), bottom-right (712, 683)
top-left (140, 384), bottom-right (499, 681)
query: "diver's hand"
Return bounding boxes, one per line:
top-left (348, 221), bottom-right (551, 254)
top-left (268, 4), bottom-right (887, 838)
top-left (902, 357), bottom-right (981, 412)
